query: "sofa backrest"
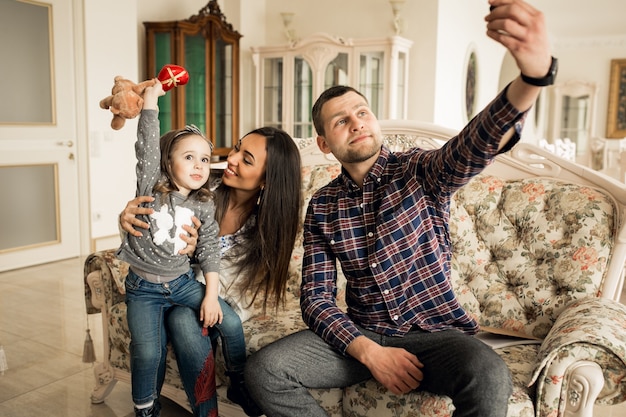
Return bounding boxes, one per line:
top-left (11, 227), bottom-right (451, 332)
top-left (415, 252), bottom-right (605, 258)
top-left (291, 120), bottom-right (626, 340)
top-left (450, 174), bottom-right (616, 339)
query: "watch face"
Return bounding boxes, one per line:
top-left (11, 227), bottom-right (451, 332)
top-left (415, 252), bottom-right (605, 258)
top-left (549, 57), bottom-right (558, 80)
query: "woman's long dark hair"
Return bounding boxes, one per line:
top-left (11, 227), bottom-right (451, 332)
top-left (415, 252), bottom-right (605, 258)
top-left (214, 127), bottom-right (302, 312)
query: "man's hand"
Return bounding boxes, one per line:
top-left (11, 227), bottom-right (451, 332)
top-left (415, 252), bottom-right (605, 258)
top-left (347, 336), bottom-right (424, 395)
top-left (485, 0), bottom-right (552, 77)
top-left (485, 0), bottom-right (553, 115)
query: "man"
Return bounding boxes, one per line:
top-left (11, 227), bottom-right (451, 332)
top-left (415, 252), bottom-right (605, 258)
top-left (245, 1), bottom-right (557, 416)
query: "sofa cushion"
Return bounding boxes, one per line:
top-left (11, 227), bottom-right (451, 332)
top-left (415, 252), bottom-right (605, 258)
top-left (450, 175), bottom-right (616, 339)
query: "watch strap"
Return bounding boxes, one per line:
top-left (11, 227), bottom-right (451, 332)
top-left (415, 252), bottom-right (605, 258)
top-left (520, 56), bottom-right (558, 87)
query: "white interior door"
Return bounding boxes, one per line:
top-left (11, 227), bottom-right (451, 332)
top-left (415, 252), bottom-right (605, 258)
top-left (0, 0), bottom-right (81, 272)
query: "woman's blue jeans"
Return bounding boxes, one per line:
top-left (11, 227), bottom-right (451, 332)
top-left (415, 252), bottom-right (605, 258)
top-left (125, 267), bottom-right (229, 406)
top-left (166, 306), bottom-right (218, 417)
top-left (245, 326), bottom-right (512, 417)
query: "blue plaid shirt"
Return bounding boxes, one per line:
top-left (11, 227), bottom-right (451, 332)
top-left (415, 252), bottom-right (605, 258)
top-left (301, 88), bottom-right (527, 354)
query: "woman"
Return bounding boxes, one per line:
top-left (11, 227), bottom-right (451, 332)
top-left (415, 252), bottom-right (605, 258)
top-left (120, 126), bottom-right (302, 417)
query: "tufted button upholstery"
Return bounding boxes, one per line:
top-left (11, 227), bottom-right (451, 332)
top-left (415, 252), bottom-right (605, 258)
top-left (449, 174), bottom-right (616, 339)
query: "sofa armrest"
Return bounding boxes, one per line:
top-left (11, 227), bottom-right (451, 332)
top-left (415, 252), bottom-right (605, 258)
top-left (529, 297), bottom-right (626, 416)
top-left (84, 249), bottom-right (128, 314)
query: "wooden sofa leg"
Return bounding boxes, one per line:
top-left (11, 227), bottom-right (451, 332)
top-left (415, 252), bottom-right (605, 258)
top-left (563, 361), bottom-right (604, 417)
top-left (90, 363), bottom-right (118, 404)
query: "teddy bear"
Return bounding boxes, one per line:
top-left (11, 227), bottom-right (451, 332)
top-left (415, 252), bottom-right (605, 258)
top-left (99, 76), bottom-right (158, 130)
top-left (100, 64), bottom-right (189, 130)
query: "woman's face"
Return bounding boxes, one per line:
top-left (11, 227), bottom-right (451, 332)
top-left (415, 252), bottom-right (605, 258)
top-left (222, 133), bottom-right (267, 193)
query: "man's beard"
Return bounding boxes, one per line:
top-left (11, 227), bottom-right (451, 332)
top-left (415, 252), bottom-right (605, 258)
top-left (340, 135), bottom-right (382, 164)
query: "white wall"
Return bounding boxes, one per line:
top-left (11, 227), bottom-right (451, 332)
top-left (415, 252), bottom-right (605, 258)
top-left (85, 1), bottom-right (139, 243)
top-left (432, 0), bottom-right (505, 130)
top-left (553, 37), bottom-right (626, 139)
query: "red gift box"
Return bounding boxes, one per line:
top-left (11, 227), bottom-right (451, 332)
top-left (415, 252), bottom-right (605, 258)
top-left (158, 64), bottom-right (189, 91)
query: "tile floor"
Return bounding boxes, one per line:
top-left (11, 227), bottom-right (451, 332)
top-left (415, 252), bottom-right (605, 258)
top-left (0, 256), bottom-right (625, 417)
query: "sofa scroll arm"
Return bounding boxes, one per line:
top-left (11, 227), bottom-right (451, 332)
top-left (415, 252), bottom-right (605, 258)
top-left (82, 249), bottom-right (128, 404)
top-left (86, 271), bottom-right (105, 312)
top-left (529, 297), bottom-right (626, 417)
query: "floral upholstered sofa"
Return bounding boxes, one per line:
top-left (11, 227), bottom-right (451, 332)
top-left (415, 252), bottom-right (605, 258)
top-left (84, 120), bottom-right (626, 417)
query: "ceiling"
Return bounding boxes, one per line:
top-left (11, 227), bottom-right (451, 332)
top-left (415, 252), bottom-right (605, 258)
top-left (535, 0), bottom-right (626, 39)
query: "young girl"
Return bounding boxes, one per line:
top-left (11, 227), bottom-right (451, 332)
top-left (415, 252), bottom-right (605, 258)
top-left (116, 81), bottom-right (223, 417)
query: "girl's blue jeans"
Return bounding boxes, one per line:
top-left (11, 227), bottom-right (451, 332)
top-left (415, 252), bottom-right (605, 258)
top-left (125, 267), bottom-right (247, 415)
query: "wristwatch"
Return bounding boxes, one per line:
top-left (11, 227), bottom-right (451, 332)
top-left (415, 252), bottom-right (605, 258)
top-left (520, 56), bottom-right (558, 87)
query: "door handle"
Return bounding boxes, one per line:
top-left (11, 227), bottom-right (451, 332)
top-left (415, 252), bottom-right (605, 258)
top-left (56, 140), bottom-right (74, 147)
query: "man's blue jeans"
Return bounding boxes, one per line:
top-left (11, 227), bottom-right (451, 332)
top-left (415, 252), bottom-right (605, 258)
top-left (245, 326), bottom-right (512, 417)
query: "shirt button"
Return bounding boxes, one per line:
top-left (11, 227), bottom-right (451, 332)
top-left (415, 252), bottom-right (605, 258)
top-left (371, 262), bottom-right (377, 268)
top-left (367, 232), bottom-right (373, 237)
top-left (383, 289), bottom-right (390, 295)
top-left (376, 178), bottom-right (381, 183)
top-left (360, 203), bottom-right (364, 209)
top-left (393, 315), bottom-right (399, 321)
top-left (330, 239), bottom-right (335, 245)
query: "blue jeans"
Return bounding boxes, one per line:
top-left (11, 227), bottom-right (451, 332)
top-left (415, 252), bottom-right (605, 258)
top-left (245, 326), bottom-right (512, 417)
top-left (166, 306), bottom-right (218, 417)
top-left (125, 267), bottom-right (208, 405)
top-left (166, 303), bottom-right (247, 416)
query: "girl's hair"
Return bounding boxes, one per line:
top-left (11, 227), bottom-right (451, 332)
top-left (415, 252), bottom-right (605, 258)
top-left (153, 125), bottom-right (214, 202)
top-left (214, 126), bottom-right (302, 312)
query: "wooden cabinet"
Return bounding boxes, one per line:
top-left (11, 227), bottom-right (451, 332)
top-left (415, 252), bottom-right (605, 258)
top-left (252, 33), bottom-right (412, 138)
top-left (144, 0), bottom-right (241, 156)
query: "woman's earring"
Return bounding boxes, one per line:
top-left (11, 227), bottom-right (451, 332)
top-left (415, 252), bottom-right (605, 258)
top-left (256, 186), bottom-right (265, 205)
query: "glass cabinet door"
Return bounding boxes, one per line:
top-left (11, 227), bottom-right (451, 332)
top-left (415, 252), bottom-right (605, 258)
top-left (184, 33), bottom-right (207, 134)
top-left (293, 57), bottom-right (313, 138)
top-left (215, 39), bottom-right (233, 150)
top-left (395, 51), bottom-right (407, 117)
top-left (263, 57), bottom-right (283, 129)
top-left (359, 52), bottom-right (384, 116)
top-left (324, 53), bottom-right (349, 90)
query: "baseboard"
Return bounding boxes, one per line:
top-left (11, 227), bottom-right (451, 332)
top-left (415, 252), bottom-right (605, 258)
top-left (90, 235), bottom-right (120, 253)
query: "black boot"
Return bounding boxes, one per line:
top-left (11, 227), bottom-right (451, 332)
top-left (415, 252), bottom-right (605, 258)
top-left (134, 400), bottom-right (161, 417)
top-left (227, 372), bottom-right (262, 417)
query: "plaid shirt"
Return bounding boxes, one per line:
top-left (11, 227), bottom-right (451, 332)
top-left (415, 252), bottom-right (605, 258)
top-left (301, 88), bottom-right (527, 354)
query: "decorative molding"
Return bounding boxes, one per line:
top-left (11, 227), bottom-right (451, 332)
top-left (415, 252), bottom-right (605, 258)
top-left (301, 45), bottom-right (339, 72)
top-left (554, 34), bottom-right (626, 50)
